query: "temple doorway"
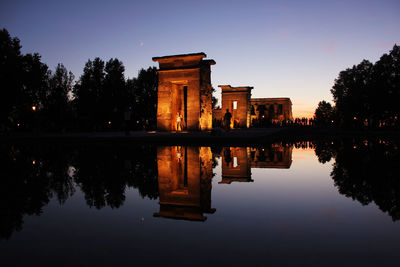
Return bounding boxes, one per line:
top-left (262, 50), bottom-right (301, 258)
top-left (171, 83), bottom-right (188, 131)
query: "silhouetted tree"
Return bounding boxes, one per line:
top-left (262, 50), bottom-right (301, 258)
top-left (0, 29), bottom-right (22, 130)
top-left (330, 44), bottom-right (400, 128)
top-left (2, 29), bottom-right (162, 132)
top-left (331, 60), bottom-right (374, 128)
top-left (126, 67), bottom-right (158, 129)
top-left (314, 100), bottom-right (334, 126)
top-left (102, 58), bottom-right (127, 129)
top-left (44, 63), bottom-right (74, 131)
top-left (0, 29), bottom-right (51, 131)
top-left (370, 45), bottom-right (400, 127)
top-left (73, 58), bottom-right (105, 130)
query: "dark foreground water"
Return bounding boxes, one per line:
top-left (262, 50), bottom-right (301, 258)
top-left (1, 139), bottom-right (399, 266)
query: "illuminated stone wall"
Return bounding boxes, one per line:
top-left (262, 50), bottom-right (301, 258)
top-left (154, 146), bottom-right (215, 221)
top-left (250, 98), bottom-right (293, 124)
top-left (153, 53), bottom-right (215, 131)
top-left (219, 85), bottom-right (253, 128)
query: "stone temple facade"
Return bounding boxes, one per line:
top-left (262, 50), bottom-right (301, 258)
top-left (218, 85), bottom-right (253, 128)
top-left (153, 53), bottom-right (215, 131)
top-left (153, 52), bottom-right (293, 131)
top-left (213, 86), bottom-right (293, 128)
top-left (250, 98), bottom-right (293, 125)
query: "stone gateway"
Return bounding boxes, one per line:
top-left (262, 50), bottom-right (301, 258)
top-left (153, 53), bottom-right (215, 131)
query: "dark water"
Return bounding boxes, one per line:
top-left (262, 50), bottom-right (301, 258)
top-left (1, 139), bottom-right (399, 266)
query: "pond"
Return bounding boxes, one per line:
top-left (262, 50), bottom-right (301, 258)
top-left (1, 139), bottom-right (399, 266)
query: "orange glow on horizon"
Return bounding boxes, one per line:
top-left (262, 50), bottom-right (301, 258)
top-left (293, 110), bottom-right (314, 119)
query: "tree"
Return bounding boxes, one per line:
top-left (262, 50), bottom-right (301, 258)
top-left (0, 29), bottom-right (50, 131)
top-left (45, 64), bottom-right (74, 130)
top-left (314, 100), bottom-right (333, 126)
top-left (330, 44), bottom-right (400, 129)
top-left (371, 44), bottom-right (400, 127)
top-left (102, 58), bottom-right (126, 128)
top-left (0, 28), bottom-right (22, 130)
top-left (73, 58), bottom-right (105, 130)
top-left (127, 67), bottom-right (158, 129)
top-left (331, 60), bottom-right (373, 128)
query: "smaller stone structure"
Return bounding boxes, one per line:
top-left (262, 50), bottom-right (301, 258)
top-left (250, 98), bottom-right (293, 125)
top-left (219, 85), bottom-right (253, 128)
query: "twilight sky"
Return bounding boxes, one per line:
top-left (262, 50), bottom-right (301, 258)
top-left (1, 0), bottom-right (399, 117)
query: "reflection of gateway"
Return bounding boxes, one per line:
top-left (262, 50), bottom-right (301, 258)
top-left (154, 147), bottom-right (216, 221)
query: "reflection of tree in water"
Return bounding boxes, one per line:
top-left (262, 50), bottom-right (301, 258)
top-left (0, 143), bottom-right (158, 240)
top-left (0, 144), bottom-right (75, 240)
top-left (314, 139), bottom-right (400, 221)
top-left (313, 140), bottom-right (336, 164)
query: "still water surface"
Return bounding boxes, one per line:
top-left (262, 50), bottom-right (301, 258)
top-left (1, 140), bottom-right (399, 266)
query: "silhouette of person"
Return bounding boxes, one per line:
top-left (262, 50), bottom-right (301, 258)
top-left (224, 109), bottom-right (232, 130)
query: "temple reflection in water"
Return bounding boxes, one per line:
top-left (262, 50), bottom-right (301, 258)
top-left (155, 145), bottom-right (293, 221)
top-left (154, 146), bottom-right (215, 221)
top-left (220, 147), bottom-right (252, 184)
top-left (218, 145), bottom-right (292, 184)
top-left (249, 145), bottom-right (293, 169)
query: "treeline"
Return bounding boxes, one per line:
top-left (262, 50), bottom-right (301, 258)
top-left (0, 28), bottom-right (157, 132)
top-left (314, 44), bottom-right (400, 129)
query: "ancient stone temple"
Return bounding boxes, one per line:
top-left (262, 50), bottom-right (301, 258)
top-left (219, 85), bottom-right (253, 128)
top-left (152, 53), bottom-right (215, 131)
top-left (250, 98), bottom-right (293, 125)
top-left (154, 146), bottom-right (215, 221)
